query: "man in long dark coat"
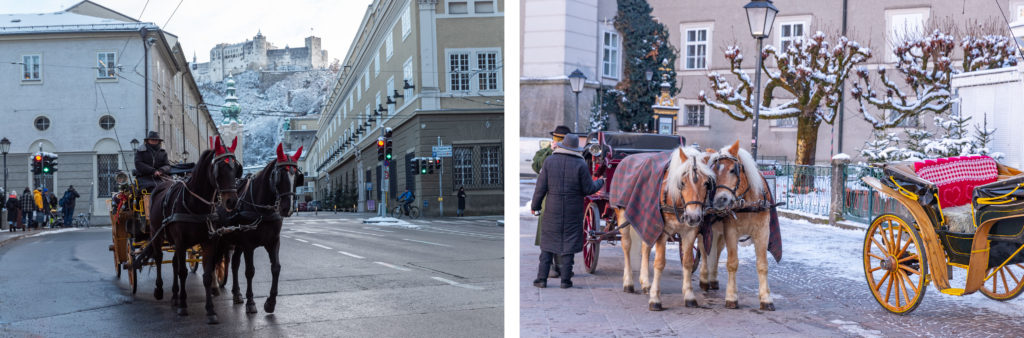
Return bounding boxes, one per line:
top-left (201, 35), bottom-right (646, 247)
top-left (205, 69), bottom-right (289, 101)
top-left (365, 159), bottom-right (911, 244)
top-left (533, 125), bottom-right (571, 278)
top-left (134, 131), bottom-right (171, 193)
top-left (530, 134), bottom-right (604, 288)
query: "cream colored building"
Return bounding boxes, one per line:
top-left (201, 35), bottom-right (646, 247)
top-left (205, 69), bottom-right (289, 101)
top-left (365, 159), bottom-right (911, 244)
top-left (308, 0), bottom-right (504, 215)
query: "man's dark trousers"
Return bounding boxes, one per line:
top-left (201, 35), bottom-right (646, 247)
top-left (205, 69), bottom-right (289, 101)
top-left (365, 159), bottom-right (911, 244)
top-left (537, 251), bottom-right (573, 282)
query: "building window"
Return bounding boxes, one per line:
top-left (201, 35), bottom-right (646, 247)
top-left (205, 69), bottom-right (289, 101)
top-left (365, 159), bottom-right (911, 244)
top-left (776, 117), bottom-right (797, 128)
top-left (23, 54), bottom-right (41, 80)
top-left (449, 53), bottom-right (471, 91)
top-left (401, 6), bottom-right (412, 39)
top-left (685, 29), bottom-right (708, 69)
top-left (374, 52), bottom-right (381, 77)
top-left (779, 23), bottom-right (804, 51)
top-left (97, 154), bottom-right (118, 198)
top-left (99, 115), bottom-right (116, 130)
top-left (386, 77), bottom-right (396, 110)
top-left (453, 146), bottom-right (474, 187)
top-left (684, 104), bottom-right (705, 127)
top-left (448, 1), bottom-right (468, 14)
top-left (474, 1), bottom-right (495, 13)
top-left (602, 31), bottom-right (620, 79)
top-left (386, 34), bottom-right (394, 60)
top-left (404, 58), bottom-right (414, 98)
top-left (364, 70), bottom-right (370, 90)
top-left (34, 116), bottom-right (50, 131)
top-left (478, 52), bottom-right (498, 91)
top-left (97, 52), bottom-right (116, 78)
top-left (480, 145), bottom-right (502, 185)
top-left (887, 10), bottom-right (927, 61)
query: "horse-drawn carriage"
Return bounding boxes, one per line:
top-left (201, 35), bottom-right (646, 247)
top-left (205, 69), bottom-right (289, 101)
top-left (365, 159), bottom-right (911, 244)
top-left (579, 131), bottom-right (686, 273)
top-left (862, 155), bottom-right (1024, 314)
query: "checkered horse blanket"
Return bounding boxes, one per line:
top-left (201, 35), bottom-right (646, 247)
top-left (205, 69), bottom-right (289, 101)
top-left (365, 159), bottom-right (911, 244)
top-left (609, 151), bottom-right (675, 247)
top-left (914, 156), bottom-right (998, 208)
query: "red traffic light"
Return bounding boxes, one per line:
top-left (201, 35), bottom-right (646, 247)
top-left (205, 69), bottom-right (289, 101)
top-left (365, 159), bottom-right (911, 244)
top-left (34, 155), bottom-right (42, 161)
top-left (377, 140), bottom-right (385, 147)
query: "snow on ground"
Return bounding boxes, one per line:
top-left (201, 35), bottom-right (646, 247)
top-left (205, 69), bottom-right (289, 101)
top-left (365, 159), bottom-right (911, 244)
top-left (26, 228), bottom-right (82, 238)
top-left (520, 137), bottom-right (546, 176)
top-left (363, 217), bottom-right (419, 229)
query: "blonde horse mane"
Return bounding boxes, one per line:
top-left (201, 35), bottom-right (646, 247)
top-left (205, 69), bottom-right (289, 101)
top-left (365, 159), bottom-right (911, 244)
top-left (711, 145), bottom-right (764, 196)
top-left (665, 146), bottom-right (715, 204)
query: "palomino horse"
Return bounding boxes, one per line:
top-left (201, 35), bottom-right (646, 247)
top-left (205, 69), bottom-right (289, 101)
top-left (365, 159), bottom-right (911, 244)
top-left (704, 140), bottom-right (776, 311)
top-left (615, 146), bottom-right (715, 310)
top-left (145, 136), bottom-right (242, 324)
top-left (227, 144), bottom-right (303, 314)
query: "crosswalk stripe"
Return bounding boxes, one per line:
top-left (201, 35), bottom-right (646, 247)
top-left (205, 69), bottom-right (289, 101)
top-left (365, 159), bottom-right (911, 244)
top-left (402, 238), bottom-right (452, 247)
top-left (374, 261), bottom-right (411, 271)
top-left (337, 251), bottom-right (365, 259)
top-left (431, 276), bottom-right (485, 290)
top-left (312, 243), bottom-right (332, 250)
top-left (294, 238), bottom-right (308, 243)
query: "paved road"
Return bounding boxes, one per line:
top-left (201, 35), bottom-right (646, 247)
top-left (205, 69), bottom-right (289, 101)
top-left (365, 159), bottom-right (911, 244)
top-left (0, 214), bottom-right (503, 337)
top-left (519, 180), bottom-right (1023, 337)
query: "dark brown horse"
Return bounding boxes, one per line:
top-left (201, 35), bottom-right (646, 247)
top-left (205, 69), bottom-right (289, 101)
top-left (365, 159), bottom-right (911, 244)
top-left (226, 144), bottom-right (302, 314)
top-left (144, 136), bottom-right (241, 324)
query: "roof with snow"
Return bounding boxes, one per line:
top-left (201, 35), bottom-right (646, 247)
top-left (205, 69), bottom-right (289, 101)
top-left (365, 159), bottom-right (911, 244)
top-left (0, 3), bottom-right (157, 36)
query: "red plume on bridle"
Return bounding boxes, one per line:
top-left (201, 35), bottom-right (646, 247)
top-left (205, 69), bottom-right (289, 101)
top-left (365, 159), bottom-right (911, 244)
top-left (228, 136), bottom-right (238, 153)
top-left (292, 146), bottom-right (303, 162)
top-left (209, 135), bottom-right (225, 155)
top-left (276, 143), bottom-right (287, 162)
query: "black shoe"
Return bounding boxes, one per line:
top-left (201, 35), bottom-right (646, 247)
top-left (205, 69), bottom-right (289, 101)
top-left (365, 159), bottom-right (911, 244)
top-left (533, 279), bottom-right (546, 288)
top-left (560, 280), bottom-right (573, 289)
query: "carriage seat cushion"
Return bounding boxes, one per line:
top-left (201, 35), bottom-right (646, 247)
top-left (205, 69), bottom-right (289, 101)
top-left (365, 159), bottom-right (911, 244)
top-left (914, 156), bottom-right (998, 208)
top-left (941, 204), bottom-right (975, 233)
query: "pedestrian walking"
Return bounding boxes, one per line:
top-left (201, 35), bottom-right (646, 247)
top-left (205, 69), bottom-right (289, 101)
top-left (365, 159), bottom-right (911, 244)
top-left (530, 134), bottom-right (604, 289)
top-left (20, 188), bottom-right (34, 229)
top-left (6, 192), bottom-right (20, 232)
top-left (533, 125), bottom-right (570, 278)
top-left (61, 185), bottom-right (80, 227)
top-left (457, 187), bottom-right (467, 217)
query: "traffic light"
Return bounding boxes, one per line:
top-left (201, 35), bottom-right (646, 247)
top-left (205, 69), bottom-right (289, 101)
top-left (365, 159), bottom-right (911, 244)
top-left (384, 127), bottom-right (393, 138)
top-left (43, 154), bottom-right (57, 173)
top-left (385, 139), bottom-right (393, 161)
top-left (411, 157), bottom-right (420, 175)
top-left (427, 157), bottom-right (435, 174)
top-left (419, 158), bottom-right (428, 174)
top-left (376, 137), bottom-right (385, 161)
top-left (31, 154), bottom-right (42, 175)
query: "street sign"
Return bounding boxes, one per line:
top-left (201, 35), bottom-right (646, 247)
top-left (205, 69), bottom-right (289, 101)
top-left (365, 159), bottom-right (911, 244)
top-left (366, 183), bottom-right (373, 191)
top-left (432, 145), bottom-right (452, 157)
top-left (367, 200), bottom-right (376, 211)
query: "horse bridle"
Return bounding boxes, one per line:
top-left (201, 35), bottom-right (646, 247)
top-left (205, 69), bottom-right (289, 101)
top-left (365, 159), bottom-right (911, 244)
top-left (661, 163), bottom-right (715, 225)
top-left (238, 163), bottom-right (298, 216)
top-left (211, 152), bottom-right (240, 196)
top-left (710, 154), bottom-right (750, 204)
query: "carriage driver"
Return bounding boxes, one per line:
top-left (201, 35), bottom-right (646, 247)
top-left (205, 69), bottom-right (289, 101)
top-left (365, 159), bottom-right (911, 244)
top-left (134, 131), bottom-right (171, 193)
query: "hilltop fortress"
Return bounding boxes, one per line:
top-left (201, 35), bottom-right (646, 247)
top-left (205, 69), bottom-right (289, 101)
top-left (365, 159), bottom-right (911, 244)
top-left (192, 31), bottom-right (328, 83)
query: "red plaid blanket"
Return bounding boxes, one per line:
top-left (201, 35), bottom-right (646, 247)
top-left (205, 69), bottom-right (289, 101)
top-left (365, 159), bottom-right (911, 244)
top-left (914, 156), bottom-right (997, 208)
top-left (609, 151), bottom-right (672, 246)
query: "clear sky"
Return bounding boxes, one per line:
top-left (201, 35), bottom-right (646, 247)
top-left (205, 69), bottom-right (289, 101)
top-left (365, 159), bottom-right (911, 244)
top-left (0, 0), bottom-right (375, 64)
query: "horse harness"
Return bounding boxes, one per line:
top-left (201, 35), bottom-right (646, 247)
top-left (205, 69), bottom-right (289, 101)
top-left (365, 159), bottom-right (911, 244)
top-left (218, 161), bottom-right (299, 235)
top-left (659, 161), bottom-right (715, 226)
top-left (158, 153), bottom-right (240, 238)
top-left (707, 154), bottom-right (781, 219)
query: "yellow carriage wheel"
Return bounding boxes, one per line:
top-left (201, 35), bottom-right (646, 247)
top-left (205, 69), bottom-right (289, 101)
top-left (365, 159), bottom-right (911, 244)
top-left (863, 214), bottom-right (928, 314)
top-left (981, 262), bottom-right (1024, 301)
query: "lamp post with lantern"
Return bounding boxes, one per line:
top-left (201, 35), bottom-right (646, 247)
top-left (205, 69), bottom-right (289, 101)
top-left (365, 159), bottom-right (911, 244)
top-left (1, 137), bottom-right (10, 197)
top-left (568, 69), bottom-right (587, 133)
top-left (743, 0), bottom-right (778, 160)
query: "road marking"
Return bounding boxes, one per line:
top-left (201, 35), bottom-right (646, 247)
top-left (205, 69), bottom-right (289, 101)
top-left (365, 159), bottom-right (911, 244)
top-left (281, 235), bottom-right (292, 239)
top-left (337, 251), bottom-right (365, 259)
top-left (374, 261), bottom-right (411, 271)
top-left (312, 243), bottom-right (332, 250)
top-left (334, 228), bottom-right (385, 237)
top-left (403, 238), bottom-right (452, 247)
top-left (294, 238), bottom-right (309, 243)
top-left (431, 276), bottom-right (485, 290)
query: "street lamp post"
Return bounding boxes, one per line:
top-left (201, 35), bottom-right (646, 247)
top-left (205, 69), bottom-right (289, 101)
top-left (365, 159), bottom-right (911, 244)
top-left (744, 0), bottom-right (778, 160)
top-left (130, 138), bottom-right (139, 151)
top-left (568, 69), bottom-right (587, 132)
top-left (1, 138), bottom-right (10, 197)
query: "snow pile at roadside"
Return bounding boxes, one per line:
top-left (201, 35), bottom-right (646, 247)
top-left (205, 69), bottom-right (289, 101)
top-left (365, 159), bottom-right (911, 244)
top-left (363, 217), bottom-right (420, 229)
top-left (26, 228), bottom-right (82, 238)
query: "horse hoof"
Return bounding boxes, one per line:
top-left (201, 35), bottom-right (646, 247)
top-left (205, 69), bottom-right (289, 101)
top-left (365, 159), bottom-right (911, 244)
top-left (641, 287), bottom-right (650, 295)
top-left (264, 301), bottom-right (276, 313)
top-left (206, 315), bottom-right (219, 325)
top-left (176, 307), bottom-right (189, 316)
top-left (623, 285), bottom-right (634, 293)
top-left (211, 288), bottom-right (220, 297)
top-left (649, 302), bottom-right (663, 311)
top-left (725, 300), bottom-right (739, 309)
top-left (233, 294), bottom-right (244, 304)
top-left (760, 302), bottom-right (776, 311)
top-left (710, 281), bottom-right (719, 290)
top-left (246, 303), bottom-right (258, 314)
top-left (154, 288), bottom-right (164, 300)
top-left (685, 299), bottom-right (699, 308)
top-left (699, 282), bottom-right (710, 291)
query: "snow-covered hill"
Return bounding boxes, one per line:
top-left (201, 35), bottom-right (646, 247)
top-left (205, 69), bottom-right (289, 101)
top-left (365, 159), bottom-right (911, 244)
top-left (198, 69), bottom-right (335, 165)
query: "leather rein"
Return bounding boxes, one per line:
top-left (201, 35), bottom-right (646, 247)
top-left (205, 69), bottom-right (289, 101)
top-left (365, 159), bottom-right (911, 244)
top-left (708, 154), bottom-right (774, 217)
top-left (220, 163), bottom-right (297, 235)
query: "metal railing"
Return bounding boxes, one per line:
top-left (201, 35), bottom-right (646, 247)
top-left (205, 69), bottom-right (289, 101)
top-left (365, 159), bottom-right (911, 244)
top-left (841, 165), bottom-right (910, 223)
top-left (763, 162), bottom-right (910, 223)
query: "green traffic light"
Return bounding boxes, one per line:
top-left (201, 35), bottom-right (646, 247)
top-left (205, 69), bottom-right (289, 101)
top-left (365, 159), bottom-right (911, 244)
top-left (42, 167), bottom-right (50, 173)
top-left (420, 168), bottom-right (426, 174)
top-left (386, 154), bottom-right (392, 160)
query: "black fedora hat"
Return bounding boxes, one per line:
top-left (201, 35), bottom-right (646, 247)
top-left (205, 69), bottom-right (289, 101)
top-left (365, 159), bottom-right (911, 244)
top-left (550, 125), bottom-right (571, 137)
top-left (144, 131), bottom-right (163, 141)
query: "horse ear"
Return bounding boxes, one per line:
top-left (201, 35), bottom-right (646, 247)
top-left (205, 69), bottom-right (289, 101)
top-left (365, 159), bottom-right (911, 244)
top-left (228, 136), bottom-right (238, 153)
top-left (678, 148), bottom-right (688, 162)
top-left (292, 146), bottom-right (303, 162)
top-left (728, 140), bottom-right (740, 157)
top-left (276, 143), bottom-right (286, 162)
top-left (706, 148), bottom-right (715, 154)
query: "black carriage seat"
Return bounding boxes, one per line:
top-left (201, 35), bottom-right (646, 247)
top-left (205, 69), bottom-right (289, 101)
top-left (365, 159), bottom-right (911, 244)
top-left (600, 132), bottom-right (684, 160)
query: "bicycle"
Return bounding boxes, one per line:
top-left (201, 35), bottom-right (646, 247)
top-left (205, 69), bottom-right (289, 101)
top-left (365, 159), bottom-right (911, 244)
top-left (74, 213), bottom-right (90, 227)
top-left (391, 205), bottom-right (420, 219)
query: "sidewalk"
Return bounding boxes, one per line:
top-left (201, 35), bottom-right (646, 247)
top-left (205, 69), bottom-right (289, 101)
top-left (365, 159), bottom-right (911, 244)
top-left (0, 227), bottom-right (63, 247)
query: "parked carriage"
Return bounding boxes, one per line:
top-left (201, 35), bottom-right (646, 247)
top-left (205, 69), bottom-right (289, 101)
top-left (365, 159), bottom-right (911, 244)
top-left (108, 165), bottom-right (226, 296)
top-left (861, 156), bottom-right (1024, 314)
top-left (579, 131), bottom-right (686, 273)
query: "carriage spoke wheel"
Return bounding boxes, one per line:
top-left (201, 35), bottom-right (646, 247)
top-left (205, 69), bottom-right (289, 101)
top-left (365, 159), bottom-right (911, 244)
top-left (127, 239), bottom-right (138, 296)
top-left (583, 203), bottom-right (600, 274)
top-left (981, 262), bottom-right (1024, 301)
top-left (864, 214), bottom-right (927, 314)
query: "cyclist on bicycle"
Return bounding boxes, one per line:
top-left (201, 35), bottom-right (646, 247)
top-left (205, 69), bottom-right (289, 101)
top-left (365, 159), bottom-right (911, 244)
top-left (398, 189), bottom-right (415, 216)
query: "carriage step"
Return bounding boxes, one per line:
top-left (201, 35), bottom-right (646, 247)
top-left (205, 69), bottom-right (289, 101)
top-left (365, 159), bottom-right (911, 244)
top-left (939, 288), bottom-right (965, 296)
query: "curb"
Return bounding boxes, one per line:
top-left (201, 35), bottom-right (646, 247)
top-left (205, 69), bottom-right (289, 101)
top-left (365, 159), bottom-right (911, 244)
top-left (0, 229), bottom-right (53, 248)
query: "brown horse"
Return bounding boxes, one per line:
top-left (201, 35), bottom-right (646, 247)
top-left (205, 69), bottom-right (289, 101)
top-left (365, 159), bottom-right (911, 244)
top-left (704, 140), bottom-right (775, 311)
top-left (144, 136), bottom-right (242, 324)
top-left (615, 146), bottom-right (715, 310)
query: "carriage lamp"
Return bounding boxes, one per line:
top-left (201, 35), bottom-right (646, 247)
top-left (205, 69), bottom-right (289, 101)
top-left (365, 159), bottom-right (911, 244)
top-left (585, 143), bottom-right (603, 157)
top-left (568, 69), bottom-right (587, 133)
top-left (744, 0), bottom-right (778, 159)
top-left (130, 138), bottom-right (139, 150)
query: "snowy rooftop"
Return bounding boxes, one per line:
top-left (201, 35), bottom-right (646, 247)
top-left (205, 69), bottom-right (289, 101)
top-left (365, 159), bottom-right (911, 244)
top-left (0, 11), bottom-right (156, 35)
